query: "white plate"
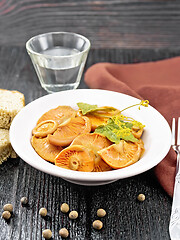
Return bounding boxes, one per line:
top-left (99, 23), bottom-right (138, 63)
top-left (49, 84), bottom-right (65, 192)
top-left (10, 89), bottom-right (171, 186)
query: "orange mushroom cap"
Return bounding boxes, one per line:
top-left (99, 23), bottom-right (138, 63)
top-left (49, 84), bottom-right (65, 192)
top-left (78, 106), bottom-right (120, 131)
top-left (71, 133), bottom-right (112, 172)
top-left (31, 136), bottom-right (63, 163)
top-left (55, 145), bottom-right (95, 172)
top-left (37, 105), bottom-right (77, 125)
top-left (48, 116), bottom-right (91, 147)
top-left (98, 140), bottom-right (144, 169)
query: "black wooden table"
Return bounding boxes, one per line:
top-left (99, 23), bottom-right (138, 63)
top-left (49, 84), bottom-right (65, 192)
top-left (1, 1), bottom-right (180, 239)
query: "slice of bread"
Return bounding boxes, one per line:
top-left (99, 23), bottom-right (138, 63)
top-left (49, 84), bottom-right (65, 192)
top-left (0, 129), bottom-right (17, 164)
top-left (0, 89), bottom-right (25, 129)
top-left (0, 89), bottom-right (24, 164)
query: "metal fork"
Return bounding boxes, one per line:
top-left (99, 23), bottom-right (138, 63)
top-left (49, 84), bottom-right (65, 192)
top-left (169, 118), bottom-right (180, 240)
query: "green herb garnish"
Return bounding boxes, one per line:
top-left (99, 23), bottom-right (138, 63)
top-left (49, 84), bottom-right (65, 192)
top-left (114, 114), bottom-right (145, 130)
top-left (95, 116), bottom-right (139, 143)
top-left (77, 100), bottom-right (149, 116)
top-left (121, 100), bottom-right (149, 112)
top-left (78, 100), bottom-right (149, 143)
top-left (77, 102), bottom-right (98, 115)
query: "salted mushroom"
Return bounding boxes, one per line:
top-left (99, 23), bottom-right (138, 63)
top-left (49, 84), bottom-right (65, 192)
top-left (37, 105), bottom-right (77, 125)
top-left (98, 140), bottom-right (144, 169)
top-left (48, 116), bottom-right (91, 147)
top-left (55, 145), bottom-right (95, 172)
top-left (132, 125), bottom-right (144, 139)
top-left (78, 106), bottom-right (120, 131)
top-left (32, 120), bottom-right (58, 138)
top-left (71, 133), bottom-right (112, 172)
top-left (31, 136), bottom-right (62, 163)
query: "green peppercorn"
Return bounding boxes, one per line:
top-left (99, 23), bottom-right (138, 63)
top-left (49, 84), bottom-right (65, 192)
top-left (42, 229), bottom-right (52, 239)
top-left (2, 211), bottom-right (11, 220)
top-left (60, 203), bottom-right (69, 213)
top-left (69, 210), bottom-right (78, 219)
top-left (59, 228), bottom-right (69, 238)
top-left (39, 207), bottom-right (47, 217)
top-left (21, 197), bottom-right (28, 205)
top-left (97, 208), bottom-right (106, 217)
top-left (137, 193), bottom-right (145, 202)
top-left (92, 220), bottom-right (103, 230)
top-left (3, 204), bottom-right (13, 213)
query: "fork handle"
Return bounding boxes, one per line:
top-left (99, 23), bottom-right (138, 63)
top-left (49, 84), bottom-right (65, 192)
top-left (169, 153), bottom-right (180, 240)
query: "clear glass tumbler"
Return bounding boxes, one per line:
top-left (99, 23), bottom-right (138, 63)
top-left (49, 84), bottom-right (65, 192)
top-left (26, 32), bottom-right (91, 93)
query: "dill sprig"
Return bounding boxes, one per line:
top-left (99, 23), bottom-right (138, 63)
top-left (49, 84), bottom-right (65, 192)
top-left (121, 100), bottom-right (149, 112)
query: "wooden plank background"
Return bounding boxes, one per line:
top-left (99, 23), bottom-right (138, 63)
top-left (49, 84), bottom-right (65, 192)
top-left (0, 0), bottom-right (179, 239)
top-left (0, 46), bottom-right (177, 240)
top-left (0, 0), bottom-right (180, 48)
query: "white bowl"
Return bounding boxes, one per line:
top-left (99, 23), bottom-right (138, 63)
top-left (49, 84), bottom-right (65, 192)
top-left (10, 89), bottom-right (171, 186)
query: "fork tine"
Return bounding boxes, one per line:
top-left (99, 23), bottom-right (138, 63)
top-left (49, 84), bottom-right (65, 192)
top-left (172, 118), bottom-right (176, 146)
top-left (177, 117), bottom-right (180, 145)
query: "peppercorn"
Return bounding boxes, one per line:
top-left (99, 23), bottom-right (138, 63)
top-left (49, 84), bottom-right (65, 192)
top-left (92, 220), bottom-right (103, 230)
top-left (60, 203), bottom-right (69, 213)
top-left (97, 208), bottom-right (106, 218)
top-left (59, 228), bottom-right (69, 238)
top-left (42, 229), bottom-right (52, 239)
top-left (2, 211), bottom-right (11, 220)
top-left (20, 197), bottom-right (28, 205)
top-left (69, 210), bottom-right (78, 219)
top-left (39, 208), bottom-right (47, 217)
top-left (3, 203), bottom-right (13, 213)
top-left (137, 193), bottom-right (145, 202)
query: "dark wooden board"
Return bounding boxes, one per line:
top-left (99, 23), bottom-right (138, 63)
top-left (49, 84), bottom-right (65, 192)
top-left (0, 46), bottom-right (178, 239)
top-left (0, 0), bottom-right (179, 238)
top-left (0, 0), bottom-right (180, 48)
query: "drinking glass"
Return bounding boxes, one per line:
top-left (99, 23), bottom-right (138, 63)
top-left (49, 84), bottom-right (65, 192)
top-left (26, 32), bottom-right (91, 93)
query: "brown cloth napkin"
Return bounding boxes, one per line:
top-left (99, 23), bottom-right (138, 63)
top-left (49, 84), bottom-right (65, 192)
top-left (84, 57), bottom-right (180, 197)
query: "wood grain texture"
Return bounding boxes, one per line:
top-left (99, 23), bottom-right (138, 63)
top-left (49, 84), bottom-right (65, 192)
top-left (0, 0), bottom-right (180, 48)
top-left (0, 46), bottom-right (179, 239)
top-left (0, 158), bottom-right (172, 240)
top-left (0, 1), bottom-right (179, 238)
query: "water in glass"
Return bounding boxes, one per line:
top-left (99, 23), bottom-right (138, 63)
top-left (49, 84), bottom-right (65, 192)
top-left (34, 46), bottom-right (83, 93)
top-left (26, 32), bottom-right (90, 93)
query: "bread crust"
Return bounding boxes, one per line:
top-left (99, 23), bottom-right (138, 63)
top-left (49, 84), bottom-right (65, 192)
top-left (0, 89), bottom-right (25, 163)
top-left (0, 89), bottom-right (25, 129)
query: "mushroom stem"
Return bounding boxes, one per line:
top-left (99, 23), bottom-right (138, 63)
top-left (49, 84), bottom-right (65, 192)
top-left (69, 157), bottom-right (80, 171)
top-left (113, 141), bottom-right (124, 153)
